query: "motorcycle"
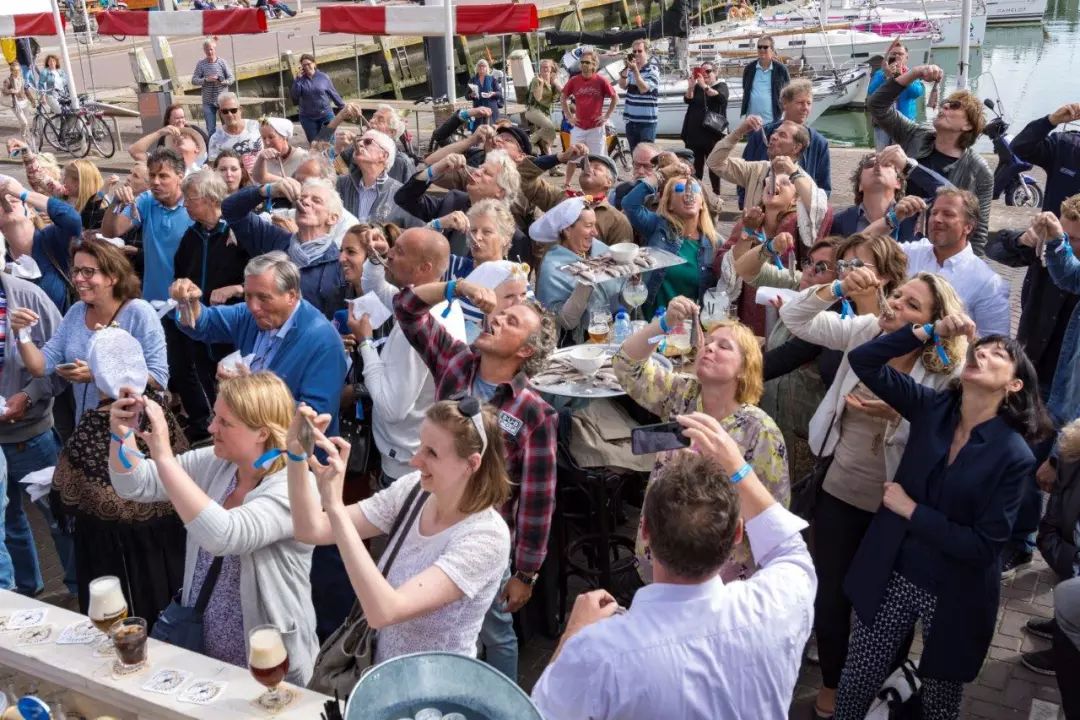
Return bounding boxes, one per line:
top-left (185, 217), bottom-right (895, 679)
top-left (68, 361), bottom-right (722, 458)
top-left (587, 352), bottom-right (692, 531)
top-left (982, 97), bottom-right (1044, 208)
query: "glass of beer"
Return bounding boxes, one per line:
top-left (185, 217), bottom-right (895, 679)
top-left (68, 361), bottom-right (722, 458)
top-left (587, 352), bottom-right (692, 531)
top-left (110, 617), bottom-right (148, 674)
top-left (249, 625), bottom-right (293, 711)
top-left (88, 576), bottom-right (128, 654)
top-left (588, 310), bottom-right (612, 344)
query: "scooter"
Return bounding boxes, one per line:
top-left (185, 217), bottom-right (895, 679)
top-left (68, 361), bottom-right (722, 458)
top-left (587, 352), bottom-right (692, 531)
top-left (982, 97), bottom-right (1044, 208)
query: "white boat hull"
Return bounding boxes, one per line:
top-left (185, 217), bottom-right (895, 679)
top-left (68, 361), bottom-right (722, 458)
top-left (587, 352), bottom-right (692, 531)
top-left (984, 0), bottom-right (1047, 23)
top-left (767, 2), bottom-right (987, 48)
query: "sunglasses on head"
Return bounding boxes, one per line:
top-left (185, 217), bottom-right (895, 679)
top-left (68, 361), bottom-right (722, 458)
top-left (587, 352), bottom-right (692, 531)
top-left (801, 259), bottom-right (832, 275)
top-left (220, 107), bottom-right (240, 115)
top-left (673, 181), bottom-right (701, 194)
top-left (836, 258), bottom-right (876, 273)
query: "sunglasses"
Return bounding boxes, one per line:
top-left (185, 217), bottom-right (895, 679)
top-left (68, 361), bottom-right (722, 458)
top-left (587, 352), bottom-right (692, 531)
top-left (801, 259), bottom-right (832, 275)
top-left (757, 45), bottom-right (772, 50)
top-left (356, 137), bottom-right (380, 147)
top-left (220, 107), bottom-right (240, 115)
top-left (673, 181), bottom-right (701, 194)
top-left (860, 155), bottom-right (880, 169)
top-left (71, 266), bottom-right (103, 279)
top-left (580, 61), bottom-right (597, 66)
top-left (836, 258), bottom-right (876, 273)
top-left (940, 100), bottom-right (963, 111)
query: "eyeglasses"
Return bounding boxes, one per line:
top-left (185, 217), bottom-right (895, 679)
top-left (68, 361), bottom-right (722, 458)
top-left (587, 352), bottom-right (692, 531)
top-left (940, 100), bottom-right (963, 111)
top-left (356, 137), bottom-right (379, 147)
top-left (71, 266), bottom-right (103, 279)
top-left (801, 259), bottom-right (832, 275)
top-left (220, 107), bottom-right (240, 115)
top-left (673, 181), bottom-right (701, 194)
top-left (835, 258), bottom-right (876, 273)
top-left (757, 45), bottom-right (772, 50)
top-left (580, 60), bottom-right (597, 66)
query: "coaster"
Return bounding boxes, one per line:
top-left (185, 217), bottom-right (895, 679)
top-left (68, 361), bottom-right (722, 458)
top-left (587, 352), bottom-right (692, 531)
top-left (0, 615), bottom-right (10, 632)
top-left (251, 687), bottom-right (296, 715)
top-left (16, 624), bottom-right (55, 645)
top-left (111, 659), bottom-right (149, 679)
top-left (141, 668), bottom-right (191, 695)
top-left (57, 620), bottom-right (104, 645)
top-left (7, 609), bottom-right (47, 629)
top-left (178, 680), bottom-right (227, 705)
top-left (92, 637), bottom-right (117, 657)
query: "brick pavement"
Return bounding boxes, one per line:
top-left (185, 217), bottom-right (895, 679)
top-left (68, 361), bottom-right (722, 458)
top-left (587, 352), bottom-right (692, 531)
top-left (4, 109), bottom-right (1069, 719)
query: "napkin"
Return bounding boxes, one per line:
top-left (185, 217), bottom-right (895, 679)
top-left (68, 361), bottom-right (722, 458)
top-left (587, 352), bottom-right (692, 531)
top-left (755, 286), bottom-right (799, 306)
top-left (150, 298), bottom-right (179, 319)
top-left (87, 327), bottom-right (149, 399)
top-left (220, 350), bottom-right (256, 374)
top-left (19, 466), bottom-right (54, 503)
top-left (94, 233), bottom-right (126, 249)
top-left (5, 255), bottom-right (41, 280)
top-left (347, 292), bottom-right (393, 328)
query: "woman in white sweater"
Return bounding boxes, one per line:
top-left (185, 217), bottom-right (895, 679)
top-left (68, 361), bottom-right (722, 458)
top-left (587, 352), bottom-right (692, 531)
top-left (108, 372), bottom-right (319, 686)
top-left (779, 233), bottom-right (967, 719)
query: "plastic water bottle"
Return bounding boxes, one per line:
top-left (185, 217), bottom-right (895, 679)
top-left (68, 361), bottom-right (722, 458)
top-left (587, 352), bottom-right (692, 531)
top-left (613, 307), bottom-right (631, 345)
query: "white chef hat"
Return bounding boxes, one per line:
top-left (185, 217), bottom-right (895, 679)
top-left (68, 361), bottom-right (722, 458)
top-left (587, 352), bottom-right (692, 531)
top-left (528, 197), bottom-right (589, 244)
top-left (87, 327), bottom-right (149, 400)
top-left (263, 117), bottom-right (295, 140)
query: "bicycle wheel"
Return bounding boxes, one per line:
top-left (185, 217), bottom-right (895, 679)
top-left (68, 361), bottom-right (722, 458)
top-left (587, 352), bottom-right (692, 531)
top-left (88, 115), bottom-right (116, 158)
top-left (30, 113), bottom-right (47, 152)
top-left (56, 114), bottom-right (89, 156)
top-left (42, 115), bottom-right (67, 153)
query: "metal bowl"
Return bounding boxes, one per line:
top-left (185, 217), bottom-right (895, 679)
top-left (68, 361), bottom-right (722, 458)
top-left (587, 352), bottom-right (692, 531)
top-left (344, 652), bottom-right (544, 720)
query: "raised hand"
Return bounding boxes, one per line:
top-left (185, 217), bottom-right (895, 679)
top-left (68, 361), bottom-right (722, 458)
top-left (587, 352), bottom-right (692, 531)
top-left (933, 312), bottom-right (977, 340)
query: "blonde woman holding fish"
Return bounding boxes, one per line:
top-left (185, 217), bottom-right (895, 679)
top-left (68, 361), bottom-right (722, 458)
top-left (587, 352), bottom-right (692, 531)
top-left (777, 240), bottom-right (966, 719)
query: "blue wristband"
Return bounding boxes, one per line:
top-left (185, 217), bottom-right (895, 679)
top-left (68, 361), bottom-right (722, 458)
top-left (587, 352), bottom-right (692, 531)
top-left (658, 314), bottom-right (671, 334)
top-left (1057, 233), bottom-right (1074, 257)
top-left (264, 183), bottom-right (272, 205)
top-left (426, 165), bottom-right (435, 181)
top-left (832, 280), bottom-right (844, 299)
top-left (921, 322), bottom-right (935, 339)
top-left (442, 280), bottom-right (457, 318)
top-left (431, 217), bottom-right (442, 231)
top-left (19, 190), bottom-right (29, 203)
top-left (729, 463), bottom-right (752, 484)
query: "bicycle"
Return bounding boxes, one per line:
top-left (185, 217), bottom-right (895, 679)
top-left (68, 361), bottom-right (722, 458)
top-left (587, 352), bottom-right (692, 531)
top-left (604, 122), bottom-right (631, 176)
top-left (43, 96), bottom-right (117, 159)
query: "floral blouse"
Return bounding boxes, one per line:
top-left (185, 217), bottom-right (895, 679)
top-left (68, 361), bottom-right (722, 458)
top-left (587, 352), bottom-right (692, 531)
top-left (612, 349), bottom-right (790, 582)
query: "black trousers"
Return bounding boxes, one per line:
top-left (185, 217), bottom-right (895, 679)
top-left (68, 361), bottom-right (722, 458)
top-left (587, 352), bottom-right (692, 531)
top-left (1056, 621), bottom-right (1080, 718)
top-left (162, 317), bottom-right (212, 438)
top-left (813, 489), bottom-right (875, 688)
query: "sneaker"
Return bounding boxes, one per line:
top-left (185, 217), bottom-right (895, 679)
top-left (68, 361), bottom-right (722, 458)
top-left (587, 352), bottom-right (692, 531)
top-left (1026, 616), bottom-right (1057, 640)
top-left (1001, 549), bottom-right (1034, 579)
top-left (1020, 649), bottom-right (1056, 676)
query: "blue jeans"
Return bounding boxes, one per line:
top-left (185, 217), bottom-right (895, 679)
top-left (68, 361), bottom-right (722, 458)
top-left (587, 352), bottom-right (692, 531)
top-left (479, 565), bottom-right (518, 682)
top-left (624, 121), bottom-right (657, 151)
top-left (0, 449), bottom-right (11, 590)
top-left (299, 112), bottom-right (335, 144)
top-left (202, 102), bottom-right (218, 137)
top-left (3, 430), bottom-right (75, 596)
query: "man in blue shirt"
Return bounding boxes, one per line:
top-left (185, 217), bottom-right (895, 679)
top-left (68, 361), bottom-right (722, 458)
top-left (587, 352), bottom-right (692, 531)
top-left (867, 43), bottom-right (924, 150)
top-left (741, 36), bottom-right (789, 122)
top-left (618, 39), bottom-right (660, 150)
top-left (740, 78), bottom-right (831, 207)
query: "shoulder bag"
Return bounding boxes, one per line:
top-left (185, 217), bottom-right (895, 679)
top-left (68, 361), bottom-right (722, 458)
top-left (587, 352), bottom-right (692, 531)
top-left (789, 411), bottom-right (839, 521)
top-left (309, 481), bottom-right (429, 697)
top-left (149, 556), bottom-right (224, 652)
top-left (700, 87), bottom-right (728, 136)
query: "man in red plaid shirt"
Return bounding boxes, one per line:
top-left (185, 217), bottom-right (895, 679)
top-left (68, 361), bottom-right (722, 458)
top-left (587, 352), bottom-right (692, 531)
top-left (393, 259), bottom-right (558, 683)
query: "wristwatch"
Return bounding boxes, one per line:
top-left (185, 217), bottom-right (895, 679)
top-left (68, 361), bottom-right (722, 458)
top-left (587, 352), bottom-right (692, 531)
top-left (513, 570), bottom-right (539, 587)
top-left (904, 157), bottom-right (919, 173)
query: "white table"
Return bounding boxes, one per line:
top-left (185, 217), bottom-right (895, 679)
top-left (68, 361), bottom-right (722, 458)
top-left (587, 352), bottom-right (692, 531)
top-left (0, 590), bottom-right (334, 719)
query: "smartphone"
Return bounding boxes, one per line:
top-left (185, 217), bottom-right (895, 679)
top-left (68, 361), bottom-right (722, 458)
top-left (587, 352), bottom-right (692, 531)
top-left (297, 417), bottom-right (316, 456)
top-left (631, 421), bottom-right (691, 455)
top-left (57, 362), bottom-right (79, 371)
top-left (692, 66), bottom-right (706, 79)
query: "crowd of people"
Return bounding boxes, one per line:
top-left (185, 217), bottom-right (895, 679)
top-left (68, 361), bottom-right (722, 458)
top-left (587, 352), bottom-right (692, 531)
top-left (0, 35), bottom-right (1079, 720)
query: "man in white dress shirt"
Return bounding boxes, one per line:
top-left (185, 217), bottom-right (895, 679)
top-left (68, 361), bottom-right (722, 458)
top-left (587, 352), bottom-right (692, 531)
top-left (531, 413), bottom-right (816, 720)
top-left (865, 186), bottom-right (1011, 337)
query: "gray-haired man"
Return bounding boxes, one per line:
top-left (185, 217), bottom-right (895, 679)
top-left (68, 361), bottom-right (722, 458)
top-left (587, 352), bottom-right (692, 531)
top-left (192, 40), bottom-right (233, 136)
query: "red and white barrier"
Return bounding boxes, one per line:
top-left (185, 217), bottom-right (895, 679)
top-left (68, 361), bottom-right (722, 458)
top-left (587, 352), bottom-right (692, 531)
top-left (319, 4), bottom-right (539, 36)
top-left (95, 8), bottom-right (268, 36)
top-left (0, 12), bottom-right (66, 38)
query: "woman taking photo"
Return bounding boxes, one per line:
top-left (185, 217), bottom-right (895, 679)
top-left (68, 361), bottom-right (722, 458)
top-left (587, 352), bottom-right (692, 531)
top-left (622, 170), bottom-right (718, 317)
top-left (779, 239), bottom-right (965, 718)
top-left (213, 148), bottom-right (253, 193)
top-left (108, 372), bottom-right (319, 685)
top-left (287, 398), bottom-right (511, 664)
top-left (680, 63), bottom-right (728, 194)
top-left (614, 295), bottom-right (789, 582)
top-left (532, 197), bottom-right (621, 344)
top-left (833, 320), bottom-right (1051, 719)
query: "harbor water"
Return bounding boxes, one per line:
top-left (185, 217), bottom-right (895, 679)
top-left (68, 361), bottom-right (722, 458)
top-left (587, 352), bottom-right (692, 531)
top-left (812, 0), bottom-right (1080, 150)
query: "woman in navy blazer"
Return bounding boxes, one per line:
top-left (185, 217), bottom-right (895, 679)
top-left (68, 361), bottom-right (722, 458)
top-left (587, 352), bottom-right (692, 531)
top-left (833, 317), bottom-right (1052, 720)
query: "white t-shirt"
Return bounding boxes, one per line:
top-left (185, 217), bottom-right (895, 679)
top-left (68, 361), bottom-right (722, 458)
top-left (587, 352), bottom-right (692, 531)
top-left (358, 472), bottom-right (510, 663)
top-left (207, 119), bottom-right (263, 170)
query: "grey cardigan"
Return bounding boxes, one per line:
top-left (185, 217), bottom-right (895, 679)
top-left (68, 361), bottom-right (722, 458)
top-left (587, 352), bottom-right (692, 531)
top-left (869, 78), bottom-right (993, 256)
top-left (0, 274), bottom-right (65, 444)
top-left (110, 447), bottom-right (319, 686)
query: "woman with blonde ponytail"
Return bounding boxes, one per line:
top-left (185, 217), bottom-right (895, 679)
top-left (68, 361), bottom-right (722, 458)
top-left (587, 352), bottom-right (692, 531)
top-left (107, 371), bottom-right (319, 686)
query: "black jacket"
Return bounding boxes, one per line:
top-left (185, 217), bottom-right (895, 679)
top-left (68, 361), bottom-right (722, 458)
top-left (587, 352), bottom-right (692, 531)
top-left (1011, 116), bottom-right (1080, 216)
top-left (740, 60), bottom-right (789, 119)
top-left (1037, 447), bottom-right (1080, 581)
top-left (986, 229), bottom-right (1079, 391)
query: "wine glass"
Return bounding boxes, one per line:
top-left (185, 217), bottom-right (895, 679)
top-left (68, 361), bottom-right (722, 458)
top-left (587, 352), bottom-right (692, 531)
top-left (88, 575), bottom-right (128, 656)
top-left (249, 625), bottom-right (293, 712)
top-left (700, 288), bottom-right (729, 331)
top-left (621, 274), bottom-right (648, 321)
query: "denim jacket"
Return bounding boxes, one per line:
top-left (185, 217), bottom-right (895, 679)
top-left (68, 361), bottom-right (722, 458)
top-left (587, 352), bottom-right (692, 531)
top-left (1046, 236), bottom-right (1080, 426)
top-left (621, 180), bottom-right (717, 304)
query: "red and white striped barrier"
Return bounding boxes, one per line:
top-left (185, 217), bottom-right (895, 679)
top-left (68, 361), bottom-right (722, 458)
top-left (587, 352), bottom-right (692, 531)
top-left (0, 12), bottom-right (66, 38)
top-left (96, 8), bottom-right (268, 36)
top-left (319, 4), bottom-right (539, 36)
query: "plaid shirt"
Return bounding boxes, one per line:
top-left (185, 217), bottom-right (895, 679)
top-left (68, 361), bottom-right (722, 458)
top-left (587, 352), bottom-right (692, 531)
top-left (395, 287), bottom-right (557, 575)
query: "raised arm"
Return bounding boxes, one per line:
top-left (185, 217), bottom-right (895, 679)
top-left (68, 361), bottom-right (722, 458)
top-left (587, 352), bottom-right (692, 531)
top-left (848, 322), bottom-right (956, 421)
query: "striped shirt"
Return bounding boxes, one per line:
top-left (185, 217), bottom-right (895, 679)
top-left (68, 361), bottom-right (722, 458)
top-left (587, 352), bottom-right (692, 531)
top-left (191, 58), bottom-right (233, 106)
top-left (623, 60), bottom-right (660, 125)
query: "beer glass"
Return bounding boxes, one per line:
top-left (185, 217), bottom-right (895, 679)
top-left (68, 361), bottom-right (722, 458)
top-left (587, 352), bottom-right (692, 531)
top-left (88, 576), bottom-right (128, 655)
top-left (587, 310), bottom-right (612, 344)
top-left (249, 625), bottom-right (292, 711)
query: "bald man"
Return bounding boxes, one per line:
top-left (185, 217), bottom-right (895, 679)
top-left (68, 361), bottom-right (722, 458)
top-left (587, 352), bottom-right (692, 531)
top-left (352, 227), bottom-right (468, 486)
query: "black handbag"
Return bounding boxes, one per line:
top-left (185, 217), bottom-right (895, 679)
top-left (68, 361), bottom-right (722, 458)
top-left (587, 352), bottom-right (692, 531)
top-left (340, 380), bottom-right (376, 474)
top-left (789, 413), bottom-right (839, 521)
top-left (149, 555), bottom-right (224, 653)
top-left (700, 88), bottom-right (728, 136)
top-left (309, 481), bottom-right (429, 697)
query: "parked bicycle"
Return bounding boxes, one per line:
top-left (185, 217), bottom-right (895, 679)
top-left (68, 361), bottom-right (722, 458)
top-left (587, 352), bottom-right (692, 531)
top-left (31, 93), bottom-right (116, 159)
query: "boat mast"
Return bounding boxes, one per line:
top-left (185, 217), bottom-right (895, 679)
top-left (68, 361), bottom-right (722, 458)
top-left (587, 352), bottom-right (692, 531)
top-left (957, 0), bottom-right (972, 88)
